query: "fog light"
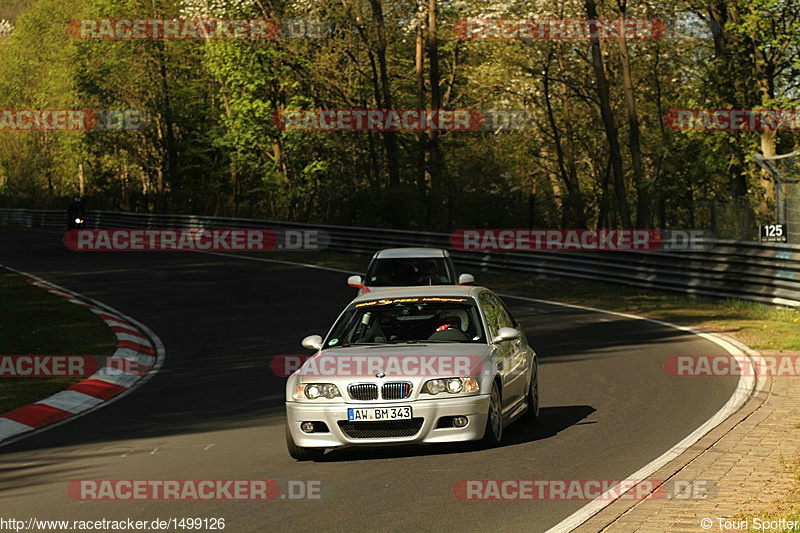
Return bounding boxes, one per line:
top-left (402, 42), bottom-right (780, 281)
top-left (453, 416), bottom-right (468, 428)
top-left (301, 422), bottom-right (315, 433)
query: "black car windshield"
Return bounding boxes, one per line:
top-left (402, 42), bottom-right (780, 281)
top-left (365, 257), bottom-right (453, 287)
top-left (325, 297), bottom-right (485, 346)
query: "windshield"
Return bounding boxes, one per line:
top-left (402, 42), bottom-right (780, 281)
top-left (365, 257), bottom-right (454, 287)
top-left (325, 297), bottom-right (486, 346)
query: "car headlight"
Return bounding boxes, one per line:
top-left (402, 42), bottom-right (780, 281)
top-left (293, 383), bottom-right (341, 400)
top-left (423, 377), bottom-right (479, 395)
top-left (447, 378), bottom-right (463, 393)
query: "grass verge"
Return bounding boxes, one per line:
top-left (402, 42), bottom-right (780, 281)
top-left (0, 269), bottom-right (117, 413)
top-left (737, 455), bottom-right (800, 532)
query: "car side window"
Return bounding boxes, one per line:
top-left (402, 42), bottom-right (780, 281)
top-left (480, 292), bottom-right (501, 338)
top-left (492, 295), bottom-right (518, 328)
top-left (485, 294), bottom-right (512, 330)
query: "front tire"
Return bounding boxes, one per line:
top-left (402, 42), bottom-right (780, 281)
top-left (286, 421), bottom-right (325, 461)
top-left (482, 381), bottom-right (503, 447)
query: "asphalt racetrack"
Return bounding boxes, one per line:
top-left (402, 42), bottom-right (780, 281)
top-left (0, 228), bottom-right (739, 532)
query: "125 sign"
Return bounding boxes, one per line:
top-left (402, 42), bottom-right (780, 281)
top-left (760, 224), bottom-right (787, 243)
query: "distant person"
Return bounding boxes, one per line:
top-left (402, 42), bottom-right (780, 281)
top-left (418, 259), bottom-right (448, 285)
top-left (67, 196), bottom-right (85, 229)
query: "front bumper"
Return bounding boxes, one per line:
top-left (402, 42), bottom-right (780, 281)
top-left (286, 395), bottom-right (490, 448)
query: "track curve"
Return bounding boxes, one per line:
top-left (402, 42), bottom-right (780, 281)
top-left (0, 228), bottom-right (740, 532)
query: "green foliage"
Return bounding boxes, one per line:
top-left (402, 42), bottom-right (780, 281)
top-left (0, 0), bottom-right (798, 232)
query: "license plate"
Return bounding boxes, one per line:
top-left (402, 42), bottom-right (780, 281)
top-left (347, 406), bottom-right (412, 422)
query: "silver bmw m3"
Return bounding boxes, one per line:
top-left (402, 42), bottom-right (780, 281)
top-left (284, 285), bottom-right (539, 460)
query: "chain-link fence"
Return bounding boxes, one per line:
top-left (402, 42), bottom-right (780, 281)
top-left (755, 151), bottom-right (800, 243)
top-left (653, 197), bottom-right (757, 241)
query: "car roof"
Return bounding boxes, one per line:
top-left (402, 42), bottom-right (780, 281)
top-left (352, 285), bottom-right (485, 303)
top-left (373, 247), bottom-right (447, 259)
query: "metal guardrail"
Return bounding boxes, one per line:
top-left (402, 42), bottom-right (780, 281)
top-left (2, 208), bottom-right (799, 307)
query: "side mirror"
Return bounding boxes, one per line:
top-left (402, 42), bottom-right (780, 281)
top-left (301, 335), bottom-right (323, 351)
top-left (492, 327), bottom-right (520, 344)
top-left (347, 275), bottom-right (370, 293)
top-left (458, 273), bottom-right (475, 285)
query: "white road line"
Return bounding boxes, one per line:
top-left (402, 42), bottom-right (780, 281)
top-left (36, 391), bottom-right (104, 414)
top-left (114, 347), bottom-right (151, 358)
top-left (3, 250), bottom-right (759, 533)
top-left (204, 250), bottom-right (762, 531)
top-left (0, 418), bottom-right (35, 440)
top-left (104, 319), bottom-right (136, 330)
top-left (0, 265), bottom-right (166, 449)
top-left (86, 306), bottom-right (122, 317)
top-left (498, 293), bottom-right (761, 533)
top-left (108, 350), bottom-right (155, 367)
top-left (115, 332), bottom-right (151, 345)
top-left (88, 371), bottom-right (140, 388)
top-left (45, 289), bottom-right (74, 298)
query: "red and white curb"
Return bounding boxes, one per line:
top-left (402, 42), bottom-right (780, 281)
top-left (0, 266), bottom-right (165, 447)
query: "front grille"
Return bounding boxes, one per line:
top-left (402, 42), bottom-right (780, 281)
top-left (382, 382), bottom-right (412, 400)
top-left (338, 418), bottom-right (424, 439)
top-left (348, 383), bottom-right (378, 401)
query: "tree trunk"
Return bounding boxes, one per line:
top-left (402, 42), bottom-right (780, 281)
top-left (427, 0), bottom-right (442, 196)
top-left (753, 42), bottom-right (776, 210)
top-left (542, 54), bottom-right (586, 228)
top-left (151, 0), bottom-right (176, 211)
top-left (416, 10), bottom-right (426, 192)
top-left (368, 0), bottom-right (400, 188)
top-left (705, 0), bottom-right (754, 223)
top-left (617, 22), bottom-right (650, 227)
top-left (585, 0), bottom-right (631, 228)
